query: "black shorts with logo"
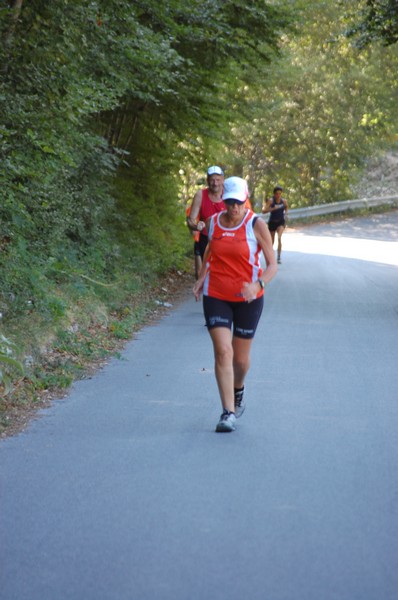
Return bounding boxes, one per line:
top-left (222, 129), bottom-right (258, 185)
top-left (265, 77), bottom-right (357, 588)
top-left (203, 295), bottom-right (264, 339)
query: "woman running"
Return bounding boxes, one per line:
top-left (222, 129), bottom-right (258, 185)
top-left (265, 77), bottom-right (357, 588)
top-left (193, 177), bottom-right (277, 432)
top-left (262, 186), bottom-right (288, 264)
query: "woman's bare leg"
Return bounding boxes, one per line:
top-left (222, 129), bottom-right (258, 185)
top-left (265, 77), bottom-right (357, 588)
top-left (209, 327), bottom-right (235, 412)
top-left (232, 336), bottom-right (253, 389)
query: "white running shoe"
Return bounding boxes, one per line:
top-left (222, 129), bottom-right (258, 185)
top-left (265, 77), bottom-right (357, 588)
top-left (234, 388), bottom-right (246, 418)
top-left (215, 410), bottom-right (236, 432)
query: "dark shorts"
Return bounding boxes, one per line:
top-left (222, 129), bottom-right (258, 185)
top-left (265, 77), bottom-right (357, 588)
top-left (198, 233), bottom-right (209, 259)
top-left (203, 295), bottom-right (264, 339)
top-left (194, 241), bottom-right (201, 256)
top-left (268, 220), bottom-right (285, 232)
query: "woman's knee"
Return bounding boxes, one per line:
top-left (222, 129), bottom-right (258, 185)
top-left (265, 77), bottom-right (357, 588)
top-left (233, 354), bottom-right (250, 373)
top-left (213, 340), bottom-right (233, 365)
top-left (232, 337), bottom-right (252, 370)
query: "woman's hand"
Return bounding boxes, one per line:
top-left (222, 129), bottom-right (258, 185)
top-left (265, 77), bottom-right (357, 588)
top-left (193, 278), bottom-right (204, 302)
top-left (241, 281), bottom-right (260, 302)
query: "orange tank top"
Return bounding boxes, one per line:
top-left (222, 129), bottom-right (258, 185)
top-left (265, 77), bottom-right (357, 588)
top-left (203, 211), bottom-right (263, 302)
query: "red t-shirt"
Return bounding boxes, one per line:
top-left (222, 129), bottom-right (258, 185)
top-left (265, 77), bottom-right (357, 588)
top-left (199, 188), bottom-right (225, 236)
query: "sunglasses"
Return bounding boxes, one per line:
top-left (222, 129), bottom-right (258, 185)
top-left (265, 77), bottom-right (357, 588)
top-left (224, 199), bottom-right (245, 206)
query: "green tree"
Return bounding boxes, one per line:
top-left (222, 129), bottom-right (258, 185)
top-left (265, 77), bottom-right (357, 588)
top-left (226, 1), bottom-right (398, 207)
top-left (345, 0), bottom-right (398, 47)
top-left (0, 0), bottom-right (293, 321)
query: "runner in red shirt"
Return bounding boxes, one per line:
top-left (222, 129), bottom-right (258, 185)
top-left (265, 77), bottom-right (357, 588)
top-left (186, 166), bottom-right (225, 259)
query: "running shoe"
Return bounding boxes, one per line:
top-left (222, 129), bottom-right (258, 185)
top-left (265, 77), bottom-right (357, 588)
top-left (215, 410), bottom-right (236, 432)
top-left (234, 387), bottom-right (245, 418)
top-left (277, 256), bottom-right (282, 264)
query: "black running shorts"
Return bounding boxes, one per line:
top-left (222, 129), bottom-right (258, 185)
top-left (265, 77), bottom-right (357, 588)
top-left (203, 295), bottom-right (264, 339)
top-left (268, 220), bottom-right (285, 232)
top-left (198, 233), bottom-right (209, 259)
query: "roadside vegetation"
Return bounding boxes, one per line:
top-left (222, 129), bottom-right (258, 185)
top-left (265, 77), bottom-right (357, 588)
top-left (1, 0), bottom-right (397, 435)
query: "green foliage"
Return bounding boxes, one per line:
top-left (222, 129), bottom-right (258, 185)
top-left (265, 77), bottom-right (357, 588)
top-left (225, 1), bottom-right (398, 208)
top-left (1, 0), bottom-right (291, 324)
top-left (344, 0), bottom-right (398, 47)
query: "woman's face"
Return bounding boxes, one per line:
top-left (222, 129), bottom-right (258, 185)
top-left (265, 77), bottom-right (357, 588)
top-left (224, 199), bottom-right (246, 217)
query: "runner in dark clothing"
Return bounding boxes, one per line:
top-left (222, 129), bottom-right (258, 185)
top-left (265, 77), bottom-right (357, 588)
top-left (262, 186), bottom-right (288, 264)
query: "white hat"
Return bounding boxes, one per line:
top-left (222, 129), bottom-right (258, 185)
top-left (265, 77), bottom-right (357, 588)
top-left (207, 166), bottom-right (224, 176)
top-left (222, 176), bottom-right (248, 203)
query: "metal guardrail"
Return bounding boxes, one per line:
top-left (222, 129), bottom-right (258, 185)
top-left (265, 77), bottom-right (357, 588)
top-left (260, 195), bottom-right (398, 221)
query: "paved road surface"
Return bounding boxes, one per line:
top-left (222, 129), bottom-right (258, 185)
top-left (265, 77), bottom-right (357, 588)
top-left (1, 212), bottom-right (398, 600)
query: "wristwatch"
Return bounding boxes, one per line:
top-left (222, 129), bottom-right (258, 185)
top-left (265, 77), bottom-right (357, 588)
top-left (257, 279), bottom-right (265, 289)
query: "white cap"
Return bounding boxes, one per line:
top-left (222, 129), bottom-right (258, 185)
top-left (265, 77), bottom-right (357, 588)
top-left (207, 166), bottom-right (224, 176)
top-left (222, 176), bottom-right (248, 203)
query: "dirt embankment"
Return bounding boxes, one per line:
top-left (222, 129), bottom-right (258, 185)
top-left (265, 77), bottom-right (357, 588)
top-left (351, 150), bottom-right (398, 198)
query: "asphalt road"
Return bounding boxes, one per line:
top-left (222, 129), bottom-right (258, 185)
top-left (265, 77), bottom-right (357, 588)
top-left (1, 212), bottom-right (398, 600)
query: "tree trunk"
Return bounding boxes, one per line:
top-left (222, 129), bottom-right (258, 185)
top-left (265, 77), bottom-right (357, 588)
top-left (2, 0), bottom-right (24, 73)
